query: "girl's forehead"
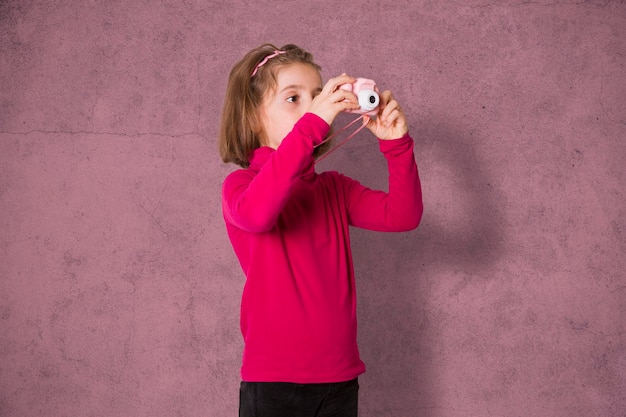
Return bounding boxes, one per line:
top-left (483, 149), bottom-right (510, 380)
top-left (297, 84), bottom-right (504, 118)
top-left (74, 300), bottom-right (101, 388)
top-left (275, 63), bottom-right (322, 88)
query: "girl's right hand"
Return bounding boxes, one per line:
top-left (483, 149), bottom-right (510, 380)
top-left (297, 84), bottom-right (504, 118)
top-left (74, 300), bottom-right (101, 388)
top-left (308, 74), bottom-right (361, 126)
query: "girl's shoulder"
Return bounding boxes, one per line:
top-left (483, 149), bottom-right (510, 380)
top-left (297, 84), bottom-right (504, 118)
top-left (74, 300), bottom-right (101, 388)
top-left (222, 167), bottom-right (255, 189)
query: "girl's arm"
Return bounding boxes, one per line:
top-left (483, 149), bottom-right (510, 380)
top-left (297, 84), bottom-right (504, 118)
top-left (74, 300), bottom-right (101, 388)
top-left (344, 134), bottom-right (423, 232)
top-left (222, 113), bottom-right (327, 233)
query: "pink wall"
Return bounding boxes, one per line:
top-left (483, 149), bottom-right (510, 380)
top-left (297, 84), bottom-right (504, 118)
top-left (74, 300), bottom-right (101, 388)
top-left (1, 1), bottom-right (624, 416)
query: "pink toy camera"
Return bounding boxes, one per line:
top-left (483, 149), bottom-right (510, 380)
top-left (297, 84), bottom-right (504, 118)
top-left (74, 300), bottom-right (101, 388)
top-left (339, 78), bottom-right (380, 116)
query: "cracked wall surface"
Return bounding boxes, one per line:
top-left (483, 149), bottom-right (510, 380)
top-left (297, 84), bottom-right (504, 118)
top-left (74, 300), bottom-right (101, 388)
top-left (1, 1), bottom-right (625, 416)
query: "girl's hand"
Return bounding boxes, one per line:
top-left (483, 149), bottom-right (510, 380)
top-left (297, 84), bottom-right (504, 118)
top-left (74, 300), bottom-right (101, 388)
top-left (364, 90), bottom-right (408, 140)
top-left (308, 74), bottom-right (361, 126)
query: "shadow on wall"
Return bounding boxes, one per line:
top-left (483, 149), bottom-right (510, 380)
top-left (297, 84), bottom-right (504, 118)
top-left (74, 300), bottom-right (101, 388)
top-left (333, 117), bottom-right (507, 415)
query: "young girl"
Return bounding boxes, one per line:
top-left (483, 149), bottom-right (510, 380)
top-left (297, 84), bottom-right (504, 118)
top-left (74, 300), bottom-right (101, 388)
top-left (218, 44), bottom-right (423, 417)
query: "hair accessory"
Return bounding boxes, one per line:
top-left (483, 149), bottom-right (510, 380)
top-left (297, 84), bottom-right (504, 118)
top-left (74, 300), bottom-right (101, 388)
top-left (251, 50), bottom-right (287, 77)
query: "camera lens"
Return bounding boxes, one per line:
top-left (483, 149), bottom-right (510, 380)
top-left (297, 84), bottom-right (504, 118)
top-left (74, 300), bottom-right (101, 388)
top-left (357, 90), bottom-right (379, 112)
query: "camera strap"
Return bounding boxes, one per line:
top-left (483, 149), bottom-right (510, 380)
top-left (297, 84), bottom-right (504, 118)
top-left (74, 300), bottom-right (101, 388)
top-left (314, 115), bottom-right (369, 164)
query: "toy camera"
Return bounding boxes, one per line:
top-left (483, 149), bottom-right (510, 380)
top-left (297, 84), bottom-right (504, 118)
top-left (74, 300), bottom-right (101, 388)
top-left (340, 78), bottom-right (380, 116)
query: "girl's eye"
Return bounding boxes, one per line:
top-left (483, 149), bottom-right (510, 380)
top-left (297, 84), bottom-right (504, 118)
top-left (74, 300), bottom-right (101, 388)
top-left (286, 96), bottom-right (298, 103)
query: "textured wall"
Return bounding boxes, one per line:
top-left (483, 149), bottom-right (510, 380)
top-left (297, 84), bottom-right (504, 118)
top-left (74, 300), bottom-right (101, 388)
top-left (1, 1), bottom-right (625, 416)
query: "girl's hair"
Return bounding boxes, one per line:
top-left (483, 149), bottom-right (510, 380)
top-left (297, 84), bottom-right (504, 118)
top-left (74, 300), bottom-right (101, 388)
top-left (218, 43), bottom-right (330, 168)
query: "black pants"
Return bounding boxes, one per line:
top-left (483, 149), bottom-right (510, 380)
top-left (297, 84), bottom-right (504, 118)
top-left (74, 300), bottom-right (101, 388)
top-left (239, 378), bottom-right (359, 417)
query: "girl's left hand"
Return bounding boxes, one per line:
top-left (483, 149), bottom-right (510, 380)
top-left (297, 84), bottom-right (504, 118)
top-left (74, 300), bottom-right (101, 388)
top-left (363, 90), bottom-right (408, 140)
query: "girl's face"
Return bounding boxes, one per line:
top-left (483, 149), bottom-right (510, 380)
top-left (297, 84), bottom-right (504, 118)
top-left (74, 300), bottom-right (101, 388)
top-left (258, 63), bottom-right (323, 149)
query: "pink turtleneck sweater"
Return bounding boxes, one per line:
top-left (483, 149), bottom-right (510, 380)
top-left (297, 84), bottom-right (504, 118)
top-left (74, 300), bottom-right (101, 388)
top-left (222, 112), bottom-right (423, 383)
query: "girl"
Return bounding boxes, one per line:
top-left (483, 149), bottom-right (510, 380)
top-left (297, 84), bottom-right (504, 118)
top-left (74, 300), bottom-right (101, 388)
top-left (218, 44), bottom-right (423, 417)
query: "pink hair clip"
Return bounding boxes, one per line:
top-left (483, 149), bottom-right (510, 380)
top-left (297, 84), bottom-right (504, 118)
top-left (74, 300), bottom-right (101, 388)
top-left (251, 50), bottom-right (287, 77)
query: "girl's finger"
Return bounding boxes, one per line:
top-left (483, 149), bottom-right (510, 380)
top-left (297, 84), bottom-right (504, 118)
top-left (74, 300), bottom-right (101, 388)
top-left (331, 89), bottom-right (358, 105)
top-left (381, 97), bottom-right (403, 120)
top-left (378, 90), bottom-right (393, 109)
top-left (324, 74), bottom-right (355, 95)
top-left (385, 108), bottom-right (401, 125)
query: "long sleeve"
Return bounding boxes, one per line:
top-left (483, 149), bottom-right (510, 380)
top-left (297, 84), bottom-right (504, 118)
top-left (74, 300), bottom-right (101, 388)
top-left (222, 113), bottom-right (330, 233)
top-left (343, 134), bottom-right (423, 231)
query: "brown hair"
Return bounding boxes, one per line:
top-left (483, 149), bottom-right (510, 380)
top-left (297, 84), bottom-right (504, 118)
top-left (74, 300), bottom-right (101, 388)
top-left (218, 43), bottom-right (330, 168)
